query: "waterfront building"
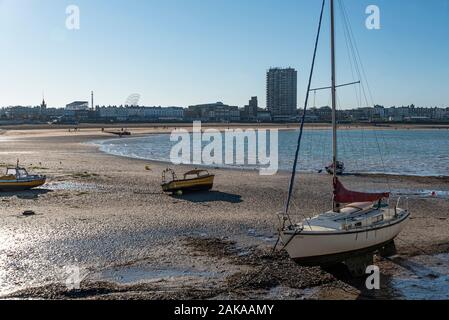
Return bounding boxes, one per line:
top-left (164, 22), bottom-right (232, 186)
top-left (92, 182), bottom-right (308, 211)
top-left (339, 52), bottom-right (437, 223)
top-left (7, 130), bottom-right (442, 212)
top-left (64, 101), bottom-right (90, 121)
top-left (66, 101), bottom-right (89, 111)
top-left (256, 110), bottom-right (272, 122)
top-left (241, 97), bottom-right (258, 122)
top-left (186, 102), bottom-right (240, 122)
top-left (96, 106), bottom-right (184, 122)
top-left (266, 68), bottom-right (298, 121)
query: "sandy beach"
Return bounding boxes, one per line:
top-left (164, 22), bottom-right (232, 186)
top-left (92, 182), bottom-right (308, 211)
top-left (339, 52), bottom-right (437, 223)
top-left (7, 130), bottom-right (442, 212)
top-left (1, 126), bottom-right (449, 300)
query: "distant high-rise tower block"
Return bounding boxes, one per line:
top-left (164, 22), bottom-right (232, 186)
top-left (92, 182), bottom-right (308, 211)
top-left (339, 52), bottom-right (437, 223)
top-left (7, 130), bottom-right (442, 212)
top-left (266, 68), bottom-right (298, 119)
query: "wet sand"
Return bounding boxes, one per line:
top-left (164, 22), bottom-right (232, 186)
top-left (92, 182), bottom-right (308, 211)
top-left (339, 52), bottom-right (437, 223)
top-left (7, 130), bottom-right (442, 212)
top-left (0, 127), bottom-right (448, 300)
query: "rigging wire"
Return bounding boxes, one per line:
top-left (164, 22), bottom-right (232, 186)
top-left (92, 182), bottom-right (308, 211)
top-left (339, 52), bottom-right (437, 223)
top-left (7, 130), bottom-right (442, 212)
top-left (338, 0), bottom-right (374, 106)
top-left (338, 0), bottom-right (392, 192)
top-left (339, 6), bottom-right (362, 108)
top-left (284, 0), bottom-right (326, 216)
top-left (336, 1), bottom-right (364, 174)
top-left (273, 0), bottom-right (327, 256)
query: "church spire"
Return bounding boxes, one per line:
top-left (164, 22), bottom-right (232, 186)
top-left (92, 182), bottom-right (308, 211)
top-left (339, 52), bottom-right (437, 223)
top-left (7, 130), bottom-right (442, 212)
top-left (40, 92), bottom-right (47, 110)
top-left (42, 91), bottom-right (46, 105)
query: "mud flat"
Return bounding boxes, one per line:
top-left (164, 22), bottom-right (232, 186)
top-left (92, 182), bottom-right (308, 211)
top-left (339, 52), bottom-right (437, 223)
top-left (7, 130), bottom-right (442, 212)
top-left (0, 128), bottom-right (448, 299)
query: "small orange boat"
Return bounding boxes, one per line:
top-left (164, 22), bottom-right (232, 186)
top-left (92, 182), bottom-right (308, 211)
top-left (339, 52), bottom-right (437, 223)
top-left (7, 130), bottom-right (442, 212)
top-left (161, 169), bottom-right (214, 193)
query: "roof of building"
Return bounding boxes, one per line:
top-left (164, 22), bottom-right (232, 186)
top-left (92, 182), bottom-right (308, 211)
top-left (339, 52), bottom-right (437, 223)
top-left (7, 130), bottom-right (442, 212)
top-left (66, 101), bottom-right (88, 106)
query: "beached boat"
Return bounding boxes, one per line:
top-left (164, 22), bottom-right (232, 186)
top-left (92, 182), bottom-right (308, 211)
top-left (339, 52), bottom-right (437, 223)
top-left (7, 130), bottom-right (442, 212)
top-left (325, 161), bottom-right (345, 175)
top-left (0, 163), bottom-right (46, 191)
top-left (161, 169), bottom-right (215, 193)
top-left (106, 129), bottom-right (131, 137)
top-left (278, 0), bottom-right (410, 271)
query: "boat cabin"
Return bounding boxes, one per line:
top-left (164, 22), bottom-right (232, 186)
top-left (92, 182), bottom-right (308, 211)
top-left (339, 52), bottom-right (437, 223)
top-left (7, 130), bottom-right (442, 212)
top-left (0, 164), bottom-right (46, 191)
top-left (183, 170), bottom-right (211, 180)
top-left (5, 167), bottom-right (29, 179)
top-left (300, 201), bottom-right (396, 233)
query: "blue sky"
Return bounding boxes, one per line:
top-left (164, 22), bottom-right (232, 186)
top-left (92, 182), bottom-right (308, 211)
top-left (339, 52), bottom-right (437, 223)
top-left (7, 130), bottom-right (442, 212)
top-left (0, 0), bottom-right (448, 109)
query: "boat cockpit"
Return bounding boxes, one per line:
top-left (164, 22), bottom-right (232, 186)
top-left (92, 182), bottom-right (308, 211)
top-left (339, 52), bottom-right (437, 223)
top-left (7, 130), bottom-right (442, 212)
top-left (6, 167), bottom-right (29, 178)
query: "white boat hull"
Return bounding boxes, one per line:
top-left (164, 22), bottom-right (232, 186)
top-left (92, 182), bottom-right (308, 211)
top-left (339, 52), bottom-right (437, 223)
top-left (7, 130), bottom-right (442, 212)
top-left (281, 211), bottom-right (410, 266)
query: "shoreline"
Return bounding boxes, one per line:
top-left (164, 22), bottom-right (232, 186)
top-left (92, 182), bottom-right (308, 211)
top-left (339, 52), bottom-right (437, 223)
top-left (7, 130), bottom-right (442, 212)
top-left (88, 130), bottom-right (449, 181)
top-left (0, 128), bottom-right (449, 300)
top-left (92, 141), bottom-right (449, 181)
top-left (1, 122), bottom-right (449, 132)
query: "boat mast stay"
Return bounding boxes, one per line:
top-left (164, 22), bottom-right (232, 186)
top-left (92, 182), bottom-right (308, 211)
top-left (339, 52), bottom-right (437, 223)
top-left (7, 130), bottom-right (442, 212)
top-left (330, 0), bottom-right (339, 212)
top-left (283, 0), bottom-right (326, 216)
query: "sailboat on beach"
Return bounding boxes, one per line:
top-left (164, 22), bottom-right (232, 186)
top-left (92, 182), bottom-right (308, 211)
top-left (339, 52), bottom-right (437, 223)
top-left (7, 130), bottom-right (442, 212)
top-left (279, 0), bottom-right (410, 269)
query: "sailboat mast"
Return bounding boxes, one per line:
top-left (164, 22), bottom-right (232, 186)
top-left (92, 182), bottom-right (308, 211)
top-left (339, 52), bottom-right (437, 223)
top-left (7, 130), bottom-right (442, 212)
top-left (330, 0), bottom-right (339, 212)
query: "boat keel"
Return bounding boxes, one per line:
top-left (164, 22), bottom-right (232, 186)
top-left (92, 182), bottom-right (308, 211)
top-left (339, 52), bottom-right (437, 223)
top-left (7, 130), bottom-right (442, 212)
top-left (343, 254), bottom-right (374, 278)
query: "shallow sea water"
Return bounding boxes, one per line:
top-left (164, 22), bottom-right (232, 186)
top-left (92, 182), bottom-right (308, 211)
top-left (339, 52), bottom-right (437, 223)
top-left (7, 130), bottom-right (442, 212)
top-left (93, 129), bottom-right (449, 177)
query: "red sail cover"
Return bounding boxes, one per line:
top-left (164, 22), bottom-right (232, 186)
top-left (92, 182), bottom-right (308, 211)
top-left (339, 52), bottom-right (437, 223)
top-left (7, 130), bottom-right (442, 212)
top-left (333, 178), bottom-right (389, 204)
